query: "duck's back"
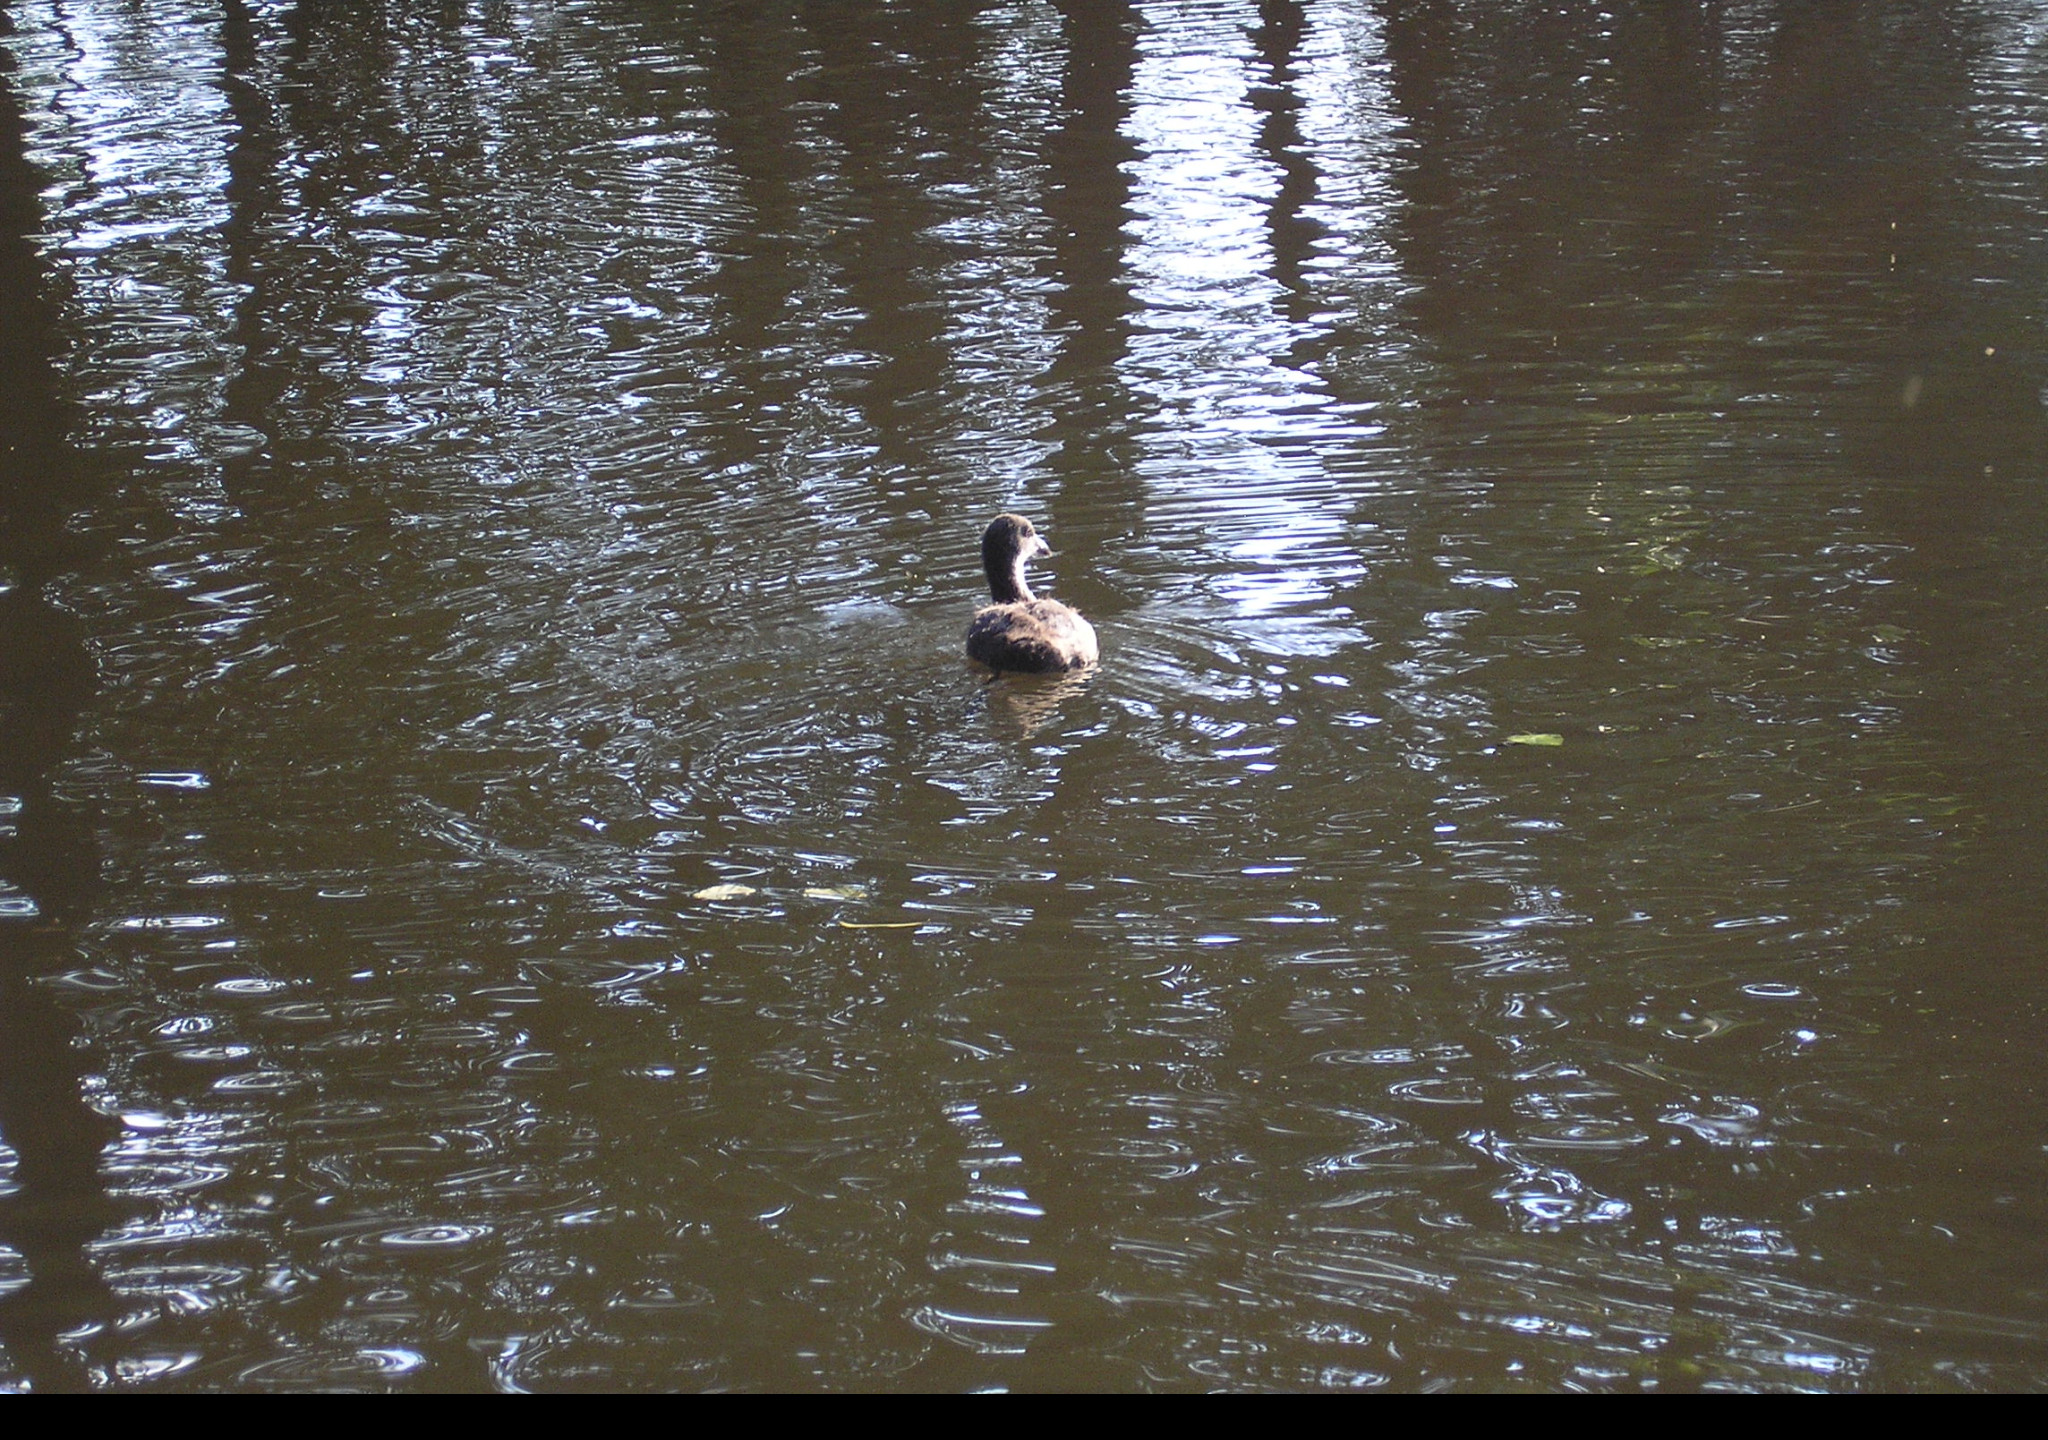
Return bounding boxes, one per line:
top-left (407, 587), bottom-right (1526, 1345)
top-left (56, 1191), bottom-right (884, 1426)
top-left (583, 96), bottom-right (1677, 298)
top-left (967, 599), bottom-right (1098, 673)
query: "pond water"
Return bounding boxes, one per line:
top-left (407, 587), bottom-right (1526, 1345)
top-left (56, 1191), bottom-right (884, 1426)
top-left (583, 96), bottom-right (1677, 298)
top-left (2, 0), bottom-right (2047, 1391)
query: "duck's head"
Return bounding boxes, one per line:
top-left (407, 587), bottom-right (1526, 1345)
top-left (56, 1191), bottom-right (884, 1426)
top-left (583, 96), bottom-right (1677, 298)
top-left (983, 513), bottom-right (1050, 565)
top-left (981, 513), bottom-right (1052, 603)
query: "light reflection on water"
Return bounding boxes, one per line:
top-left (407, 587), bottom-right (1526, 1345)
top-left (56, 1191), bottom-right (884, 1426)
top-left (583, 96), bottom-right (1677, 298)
top-left (0, 0), bottom-right (2044, 1392)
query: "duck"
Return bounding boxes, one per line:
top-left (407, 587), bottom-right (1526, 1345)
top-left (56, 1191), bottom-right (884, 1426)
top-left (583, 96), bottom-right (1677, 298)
top-left (965, 514), bottom-right (1099, 673)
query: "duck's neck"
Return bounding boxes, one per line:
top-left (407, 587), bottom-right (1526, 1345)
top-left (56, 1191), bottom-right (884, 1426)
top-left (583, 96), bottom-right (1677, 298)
top-left (986, 552), bottom-right (1034, 605)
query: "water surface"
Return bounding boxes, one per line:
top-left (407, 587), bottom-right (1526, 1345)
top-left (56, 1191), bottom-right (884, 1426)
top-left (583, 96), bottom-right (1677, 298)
top-left (1, 0), bottom-right (2046, 1391)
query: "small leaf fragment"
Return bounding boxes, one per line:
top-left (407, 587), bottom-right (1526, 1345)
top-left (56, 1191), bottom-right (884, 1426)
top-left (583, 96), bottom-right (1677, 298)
top-left (692, 883), bottom-right (758, 900)
top-left (1504, 732), bottom-right (1565, 747)
top-left (803, 885), bottom-right (868, 900)
top-left (837, 920), bottom-right (919, 930)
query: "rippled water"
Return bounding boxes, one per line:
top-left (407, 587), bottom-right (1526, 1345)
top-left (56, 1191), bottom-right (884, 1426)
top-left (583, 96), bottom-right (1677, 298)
top-left (1, 0), bottom-right (2047, 1390)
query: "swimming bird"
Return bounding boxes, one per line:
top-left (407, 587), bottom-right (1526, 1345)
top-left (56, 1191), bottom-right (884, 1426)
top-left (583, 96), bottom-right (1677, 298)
top-left (965, 514), bottom-right (1099, 673)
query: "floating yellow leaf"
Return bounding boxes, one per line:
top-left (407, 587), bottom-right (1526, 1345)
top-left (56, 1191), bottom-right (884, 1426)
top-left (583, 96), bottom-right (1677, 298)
top-left (803, 885), bottom-right (868, 900)
top-left (837, 920), bottom-right (919, 930)
top-left (1504, 733), bottom-right (1564, 747)
top-left (692, 883), bottom-right (758, 900)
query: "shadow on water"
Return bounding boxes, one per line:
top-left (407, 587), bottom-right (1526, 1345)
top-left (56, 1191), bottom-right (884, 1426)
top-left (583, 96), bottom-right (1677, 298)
top-left (1035, 0), bottom-right (1146, 590)
top-left (1249, 0), bottom-right (1329, 330)
top-left (0, 9), bottom-right (122, 1392)
top-left (216, 0), bottom-right (289, 493)
top-left (805, 3), bottom-right (996, 472)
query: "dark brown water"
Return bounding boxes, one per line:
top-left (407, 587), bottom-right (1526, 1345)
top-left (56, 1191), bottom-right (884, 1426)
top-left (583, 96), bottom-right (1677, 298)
top-left (1, 0), bottom-right (2046, 1391)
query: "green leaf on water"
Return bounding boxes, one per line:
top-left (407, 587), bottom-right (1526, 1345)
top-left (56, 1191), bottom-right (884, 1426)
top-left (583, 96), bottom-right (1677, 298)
top-left (1629, 543), bottom-right (1687, 575)
top-left (692, 883), bottom-right (758, 901)
top-left (1504, 733), bottom-right (1565, 747)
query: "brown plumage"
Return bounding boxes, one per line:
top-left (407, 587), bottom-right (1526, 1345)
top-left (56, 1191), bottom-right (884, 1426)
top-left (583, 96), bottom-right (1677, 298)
top-left (965, 514), bottom-right (1099, 673)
